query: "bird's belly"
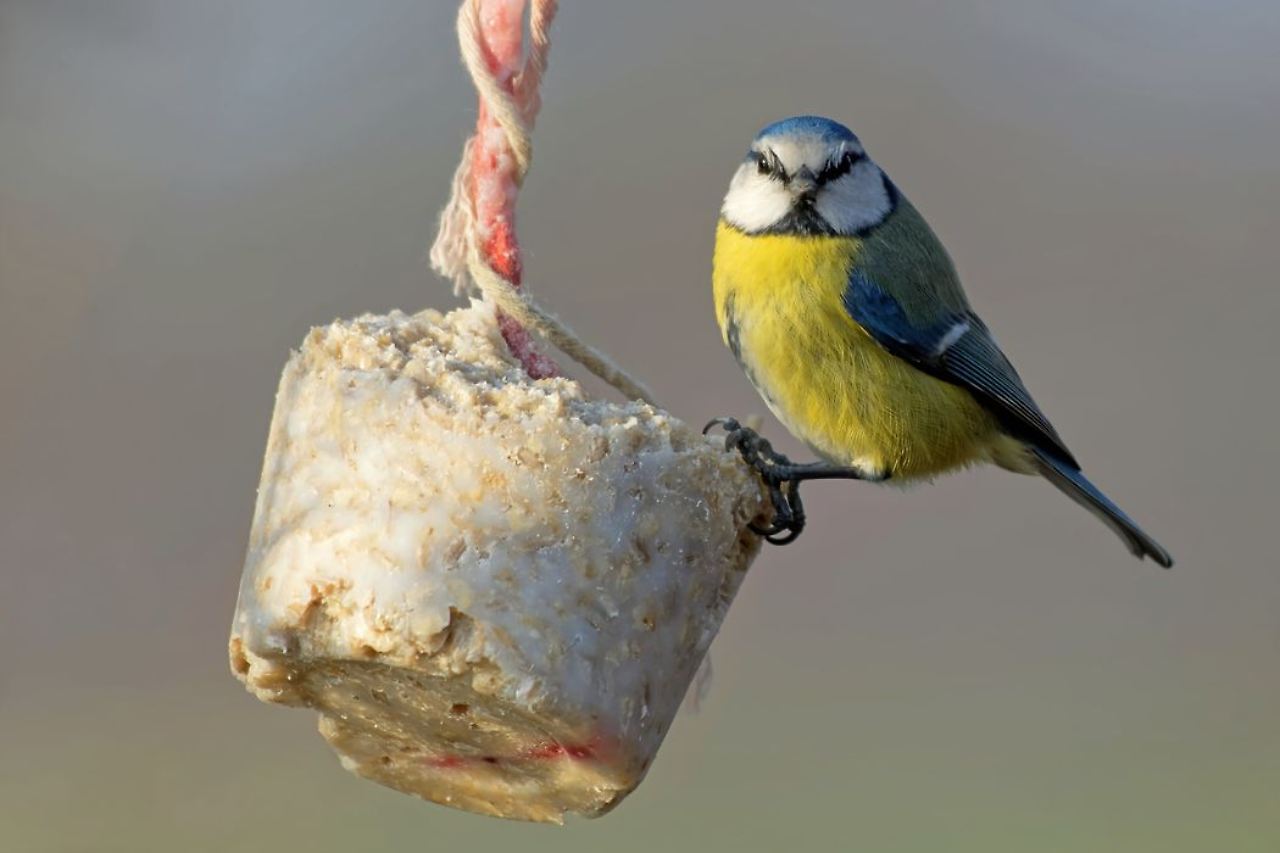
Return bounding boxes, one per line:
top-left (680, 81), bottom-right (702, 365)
top-left (737, 301), bottom-right (1001, 481)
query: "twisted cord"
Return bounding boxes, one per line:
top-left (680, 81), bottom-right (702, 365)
top-left (429, 0), bottom-right (655, 406)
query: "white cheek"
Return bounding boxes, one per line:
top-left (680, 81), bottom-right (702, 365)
top-left (814, 162), bottom-right (892, 235)
top-left (720, 169), bottom-right (792, 232)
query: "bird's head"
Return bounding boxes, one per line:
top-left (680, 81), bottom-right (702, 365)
top-left (720, 116), bottom-right (894, 237)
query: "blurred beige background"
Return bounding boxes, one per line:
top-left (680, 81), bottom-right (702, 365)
top-left (2, 1), bottom-right (1278, 850)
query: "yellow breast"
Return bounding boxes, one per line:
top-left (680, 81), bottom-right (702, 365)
top-left (712, 221), bottom-right (1002, 480)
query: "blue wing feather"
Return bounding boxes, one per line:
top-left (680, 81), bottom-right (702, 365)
top-left (843, 269), bottom-right (1077, 466)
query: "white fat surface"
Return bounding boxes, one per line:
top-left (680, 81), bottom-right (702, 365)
top-left (229, 304), bottom-right (765, 820)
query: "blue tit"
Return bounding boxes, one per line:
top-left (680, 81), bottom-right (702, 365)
top-left (710, 115), bottom-right (1172, 566)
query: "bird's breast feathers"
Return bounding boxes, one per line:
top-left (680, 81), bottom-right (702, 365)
top-left (713, 219), bottom-right (1005, 479)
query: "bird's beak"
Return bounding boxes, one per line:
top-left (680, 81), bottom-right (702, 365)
top-left (791, 166), bottom-right (817, 200)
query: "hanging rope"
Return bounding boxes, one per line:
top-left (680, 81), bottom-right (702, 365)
top-left (430, 0), bottom-right (657, 406)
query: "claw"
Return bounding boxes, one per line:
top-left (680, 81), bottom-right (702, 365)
top-left (708, 417), bottom-right (877, 546)
top-left (762, 526), bottom-right (803, 546)
top-left (702, 417), bottom-right (741, 436)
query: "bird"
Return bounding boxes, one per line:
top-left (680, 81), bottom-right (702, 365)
top-left (709, 115), bottom-right (1172, 567)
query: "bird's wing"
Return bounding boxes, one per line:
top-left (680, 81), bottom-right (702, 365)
top-left (843, 268), bottom-right (1077, 466)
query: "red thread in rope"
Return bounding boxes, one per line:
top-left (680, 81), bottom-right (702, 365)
top-left (470, 0), bottom-right (559, 379)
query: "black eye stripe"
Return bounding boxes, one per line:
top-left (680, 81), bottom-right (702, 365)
top-left (750, 148), bottom-right (862, 184)
top-left (816, 151), bottom-right (863, 185)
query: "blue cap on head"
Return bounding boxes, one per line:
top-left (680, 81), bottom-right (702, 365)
top-left (754, 115), bottom-right (857, 143)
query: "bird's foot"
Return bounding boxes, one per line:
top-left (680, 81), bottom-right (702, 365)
top-left (704, 418), bottom-right (881, 545)
top-left (704, 417), bottom-right (808, 544)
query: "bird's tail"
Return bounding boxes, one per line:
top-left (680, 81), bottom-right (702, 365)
top-left (1030, 448), bottom-right (1173, 568)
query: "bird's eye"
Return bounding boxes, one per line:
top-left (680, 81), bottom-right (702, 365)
top-left (756, 156), bottom-right (771, 176)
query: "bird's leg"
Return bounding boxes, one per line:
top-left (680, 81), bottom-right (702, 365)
top-left (704, 418), bottom-right (883, 545)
